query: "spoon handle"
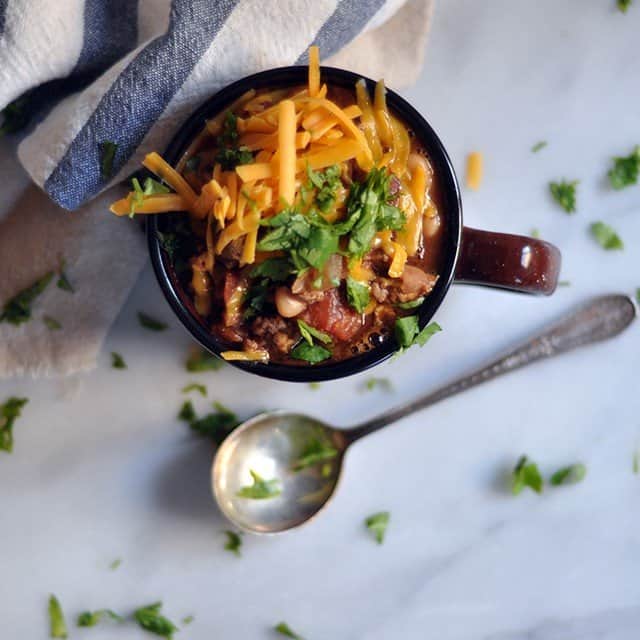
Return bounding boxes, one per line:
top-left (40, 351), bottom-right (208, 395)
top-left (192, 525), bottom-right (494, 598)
top-left (345, 294), bottom-right (636, 443)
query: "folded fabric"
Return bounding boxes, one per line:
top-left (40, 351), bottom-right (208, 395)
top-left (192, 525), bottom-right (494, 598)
top-left (0, 0), bottom-right (433, 378)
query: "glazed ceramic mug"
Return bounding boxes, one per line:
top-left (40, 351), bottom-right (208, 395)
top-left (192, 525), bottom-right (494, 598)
top-left (147, 66), bottom-right (561, 382)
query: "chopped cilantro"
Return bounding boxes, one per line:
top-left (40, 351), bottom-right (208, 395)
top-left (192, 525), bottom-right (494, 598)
top-left (189, 402), bottom-right (239, 444)
top-left (636, 288), bottom-right (640, 304)
top-left (308, 382), bottom-right (321, 390)
top-left (250, 257), bottom-right (293, 282)
top-left (224, 530), bottom-right (242, 556)
top-left (590, 221), bottom-right (623, 250)
top-left (365, 511), bottom-right (390, 544)
top-left (111, 352), bottom-right (126, 369)
top-left (0, 271), bottom-right (53, 325)
top-left (512, 455), bottom-right (543, 495)
top-left (215, 111), bottom-right (253, 169)
top-left (346, 277), bottom-right (370, 313)
top-left (137, 311), bottom-right (168, 331)
top-left (394, 316), bottom-right (441, 352)
top-left (43, 315), bottom-right (62, 331)
top-left (178, 400), bottom-right (196, 423)
top-left (0, 95), bottom-right (31, 135)
top-left (185, 348), bottom-right (225, 372)
top-left (77, 609), bottom-right (124, 627)
top-left (530, 228), bottom-right (541, 239)
top-left (129, 177), bottom-right (170, 217)
top-left (56, 260), bottom-right (74, 293)
top-left (550, 463), bottom-right (587, 486)
top-left (133, 602), bottom-right (178, 639)
top-left (0, 397), bottom-right (28, 453)
top-left (109, 557), bottom-right (122, 570)
top-left (219, 111), bottom-right (240, 147)
top-left (182, 382), bottom-right (207, 396)
top-left (558, 280), bottom-right (571, 287)
top-left (292, 437), bottom-right (338, 471)
top-left (291, 342), bottom-right (332, 364)
top-left (307, 164), bottom-right (342, 213)
top-left (531, 141), bottom-right (547, 153)
top-left (297, 319), bottom-right (332, 345)
top-left (634, 450), bottom-right (639, 474)
top-left (608, 146), bottom-right (640, 189)
top-left (100, 141), bottom-right (118, 179)
top-left (364, 378), bottom-right (393, 392)
top-left (182, 615), bottom-right (194, 625)
top-left (215, 146), bottom-right (253, 170)
top-left (275, 622), bottom-right (304, 639)
top-left (396, 296), bottom-right (425, 310)
top-left (549, 180), bottom-right (578, 213)
top-left (237, 469), bottom-right (281, 499)
top-left (618, 0), bottom-right (633, 14)
top-left (48, 595), bottom-right (68, 639)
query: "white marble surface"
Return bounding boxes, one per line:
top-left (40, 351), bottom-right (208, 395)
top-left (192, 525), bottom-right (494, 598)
top-left (2, 1), bottom-right (640, 638)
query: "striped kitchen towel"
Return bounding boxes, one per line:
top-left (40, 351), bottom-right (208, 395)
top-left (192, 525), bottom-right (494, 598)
top-left (1, 0), bottom-right (432, 211)
top-left (0, 0), bottom-right (433, 378)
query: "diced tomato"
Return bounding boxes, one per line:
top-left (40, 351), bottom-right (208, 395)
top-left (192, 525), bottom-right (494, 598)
top-left (303, 289), bottom-right (362, 341)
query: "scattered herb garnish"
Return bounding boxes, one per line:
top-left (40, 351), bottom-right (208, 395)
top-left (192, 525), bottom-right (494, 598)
top-left (306, 164), bottom-right (342, 213)
top-left (0, 397), bottom-right (28, 453)
top-left (185, 348), bottom-right (224, 372)
top-left (56, 260), bottom-right (74, 293)
top-left (590, 221), bottom-right (623, 250)
top-left (111, 352), bottom-right (126, 369)
top-left (618, 0), bottom-right (632, 11)
top-left (365, 511), bottom-right (390, 544)
top-left (48, 595), bottom-right (68, 639)
top-left (129, 177), bottom-right (170, 217)
top-left (138, 311), bottom-right (168, 331)
top-left (394, 316), bottom-right (442, 353)
top-left (275, 622), bottom-right (304, 639)
top-left (636, 288), bottom-right (640, 305)
top-left (178, 400), bottom-right (196, 423)
top-left (186, 402), bottom-right (240, 445)
top-left (77, 609), bottom-right (124, 627)
top-left (237, 469), bottom-right (281, 499)
top-left (0, 95), bottom-right (31, 135)
top-left (346, 277), bottom-right (370, 313)
top-left (291, 342), bottom-right (332, 364)
top-left (0, 271), bottom-right (53, 325)
top-left (297, 319), bottom-right (332, 346)
top-left (308, 382), bottom-right (321, 390)
top-left (133, 602), bottom-right (178, 639)
top-left (531, 141), bottom-right (547, 153)
top-left (364, 378), bottom-right (393, 392)
top-left (109, 557), bottom-right (122, 570)
top-left (530, 228), bottom-right (541, 239)
top-left (558, 280), bottom-right (571, 287)
top-left (549, 180), bottom-right (578, 213)
top-left (512, 455), bottom-right (543, 495)
top-left (100, 141), bottom-right (118, 179)
top-left (182, 382), bottom-right (207, 397)
top-left (633, 450), bottom-right (639, 475)
top-left (43, 315), bottom-right (62, 330)
top-left (608, 146), bottom-right (640, 189)
top-left (224, 530), bottom-right (242, 556)
top-left (396, 296), bottom-right (425, 310)
top-left (182, 615), bottom-right (194, 625)
top-left (549, 463), bottom-right (587, 486)
top-left (292, 438), bottom-right (338, 471)
top-left (215, 111), bottom-right (253, 169)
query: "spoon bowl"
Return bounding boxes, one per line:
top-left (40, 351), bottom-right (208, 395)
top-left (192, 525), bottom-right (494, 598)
top-left (212, 410), bottom-right (348, 534)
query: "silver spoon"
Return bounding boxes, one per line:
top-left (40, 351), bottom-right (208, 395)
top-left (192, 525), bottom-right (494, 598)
top-left (212, 294), bottom-right (636, 534)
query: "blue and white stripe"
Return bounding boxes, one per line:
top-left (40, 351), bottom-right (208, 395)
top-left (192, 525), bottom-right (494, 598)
top-left (0, 0), bottom-right (405, 210)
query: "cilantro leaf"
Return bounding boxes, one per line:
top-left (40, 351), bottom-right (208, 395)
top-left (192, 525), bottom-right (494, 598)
top-left (530, 228), bottom-right (541, 239)
top-left (590, 221), bottom-right (623, 250)
top-left (237, 469), bottom-right (281, 499)
top-left (0, 397), bottom-right (28, 453)
top-left (215, 146), bottom-right (253, 170)
top-left (182, 383), bottom-right (207, 397)
top-left (414, 321), bottom-right (443, 347)
top-left (138, 311), bottom-right (168, 331)
top-left (608, 146), bottom-right (640, 189)
top-left (133, 602), bottom-right (178, 639)
top-left (365, 511), bottom-right (390, 544)
top-left (219, 111), bottom-right (240, 147)
top-left (512, 455), bottom-right (543, 495)
top-left (178, 400), bottom-right (196, 423)
top-left (292, 438), bottom-right (338, 471)
top-left (307, 164), bottom-right (341, 213)
top-left (396, 296), bottom-right (424, 310)
top-left (111, 352), bottom-right (126, 369)
top-left (618, 0), bottom-right (633, 14)
top-left (531, 141), bottom-right (547, 153)
top-left (144, 177), bottom-right (170, 196)
top-left (308, 382), bottom-right (321, 390)
top-left (394, 316), bottom-right (442, 351)
top-left (99, 141), bottom-right (117, 179)
top-left (549, 180), bottom-right (578, 213)
top-left (56, 260), bottom-right (74, 293)
top-left (185, 348), bottom-right (225, 372)
top-left (0, 95), bottom-right (31, 135)
top-left (109, 557), bottom-right (122, 570)
top-left (224, 530), bottom-right (242, 556)
top-left (636, 288), bottom-right (640, 305)
top-left (550, 463), bottom-right (587, 486)
top-left (182, 615), bottom-right (194, 625)
top-left (634, 450), bottom-right (639, 475)
top-left (77, 609), bottom-right (124, 627)
top-left (364, 378), bottom-right (393, 392)
top-left (297, 319), bottom-right (332, 345)
top-left (275, 622), bottom-right (304, 639)
top-left (43, 315), bottom-right (62, 331)
top-left (189, 402), bottom-right (239, 444)
top-left (346, 277), bottom-right (370, 313)
top-left (250, 257), bottom-right (293, 282)
top-left (291, 342), bottom-right (332, 364)
top-left (0, 271), bottom-right (53, 325)
top-left (48, 595), bottom-right (68, 639)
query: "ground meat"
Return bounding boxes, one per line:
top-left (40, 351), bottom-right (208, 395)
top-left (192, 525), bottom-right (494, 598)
top-left (370, 280), bottom-right (389, 303)
top-left (251, 316), bottom-right (296, 354)
top-left (371, 265), bottom-right (439, 305)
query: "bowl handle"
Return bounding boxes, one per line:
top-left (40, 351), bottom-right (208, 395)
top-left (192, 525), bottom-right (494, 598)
top-left (454, 227), bottom-right (561, 295)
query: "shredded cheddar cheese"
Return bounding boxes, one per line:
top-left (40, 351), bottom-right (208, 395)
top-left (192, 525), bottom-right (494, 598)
top-left (466, 151), bottom-right (483, 190)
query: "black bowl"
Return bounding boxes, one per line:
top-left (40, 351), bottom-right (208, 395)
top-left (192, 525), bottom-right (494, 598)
top-left (147, 65), bottom-right (462, 383)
